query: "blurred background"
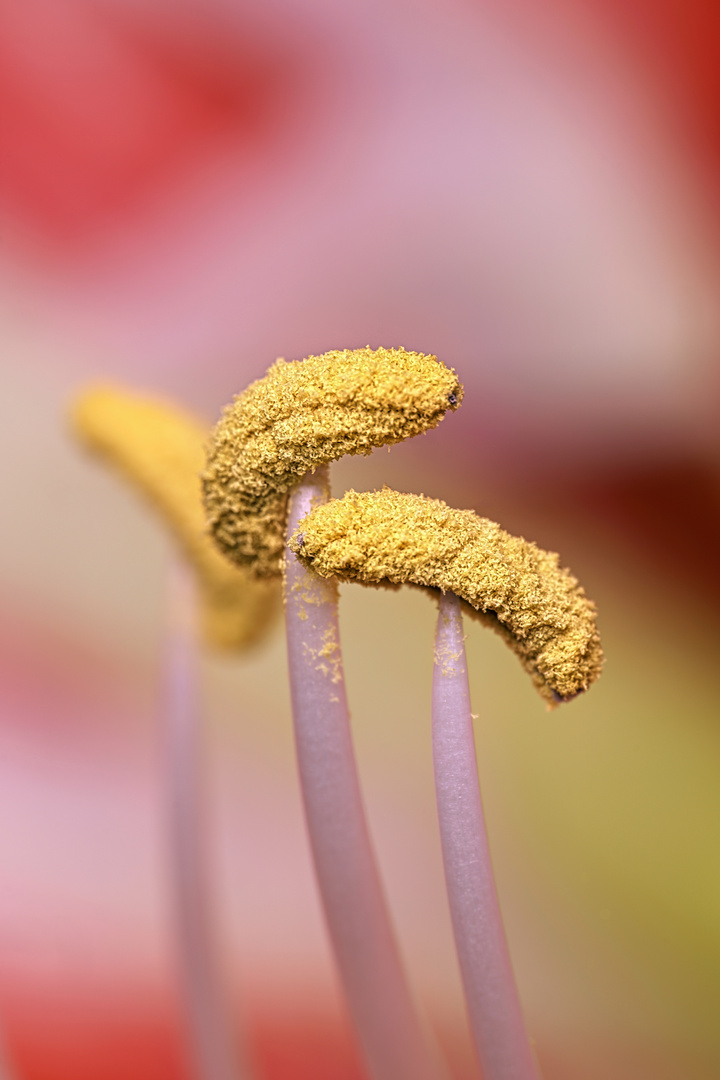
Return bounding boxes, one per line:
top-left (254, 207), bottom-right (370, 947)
top-left (1, 0), bottom-right (720, 1077)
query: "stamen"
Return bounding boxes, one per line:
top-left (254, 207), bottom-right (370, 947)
top-left (204, 347), bottom-right (461, 1077)
top-left (70, 386), bottom-right (278, 1080)
top-left (432, 591), bottom-right (541, 1080)
top-left (290, 484), bottom-right (603, 1076)
top-left (284, 467), bottom-right (447, 1080)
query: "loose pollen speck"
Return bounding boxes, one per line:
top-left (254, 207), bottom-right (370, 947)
top-left (202, 347), bottom-right (462, 579)
top-left (289, 488), bottom-right (603, 705)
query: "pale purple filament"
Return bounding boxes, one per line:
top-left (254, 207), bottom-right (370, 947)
top-left (163, 560), bottom-right (254, 1080)
top-left (432, 590), bottom-right (541, 1080)
top-left (284, 468), bottom-right (446, 1080)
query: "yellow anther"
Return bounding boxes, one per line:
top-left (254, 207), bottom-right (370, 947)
top-left (289, 488), bottom-right (603, 704)
top-left (71, 385), bottom-right (279, 650)
top-left (202, 347), bottom-right (462, 578)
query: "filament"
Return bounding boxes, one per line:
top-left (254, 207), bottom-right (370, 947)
top-left (432, 591), bottom-right (541, 1080)
top-left (284, 468), bottom-right (447, 1080)
top-left (163, 559), bottom-right (255, 1080)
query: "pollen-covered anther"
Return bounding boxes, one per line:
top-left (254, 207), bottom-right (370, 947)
top-left (71, 385), bottom-right (280, 650)
top-left (289, 488), bottom-right (603, 704)
top-left (202, 347), bottom-right (463, 578)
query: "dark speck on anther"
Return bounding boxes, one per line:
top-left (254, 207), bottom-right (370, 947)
top-left (296, 532), bottom-right (305, 548)
top-left (447, 392), bottom-right (458, 407)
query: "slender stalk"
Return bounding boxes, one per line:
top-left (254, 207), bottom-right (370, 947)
top-left (163, 559), bottom-right (254, 1080)
top-left (285, 468), bottom-right (447, 1080)
top-left (432, 590), bottom-right (541, 1080)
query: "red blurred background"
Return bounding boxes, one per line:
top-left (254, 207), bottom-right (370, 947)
top-left (1, 1), bottom-right (719, 1078)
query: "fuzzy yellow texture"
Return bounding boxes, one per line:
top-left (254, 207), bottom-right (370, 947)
top-left (71, 386), bottom-right (280, 650)
top-left (202, 347), bottom-right (462, 578)
top-left (289, 488), bottom-right (603, 704)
